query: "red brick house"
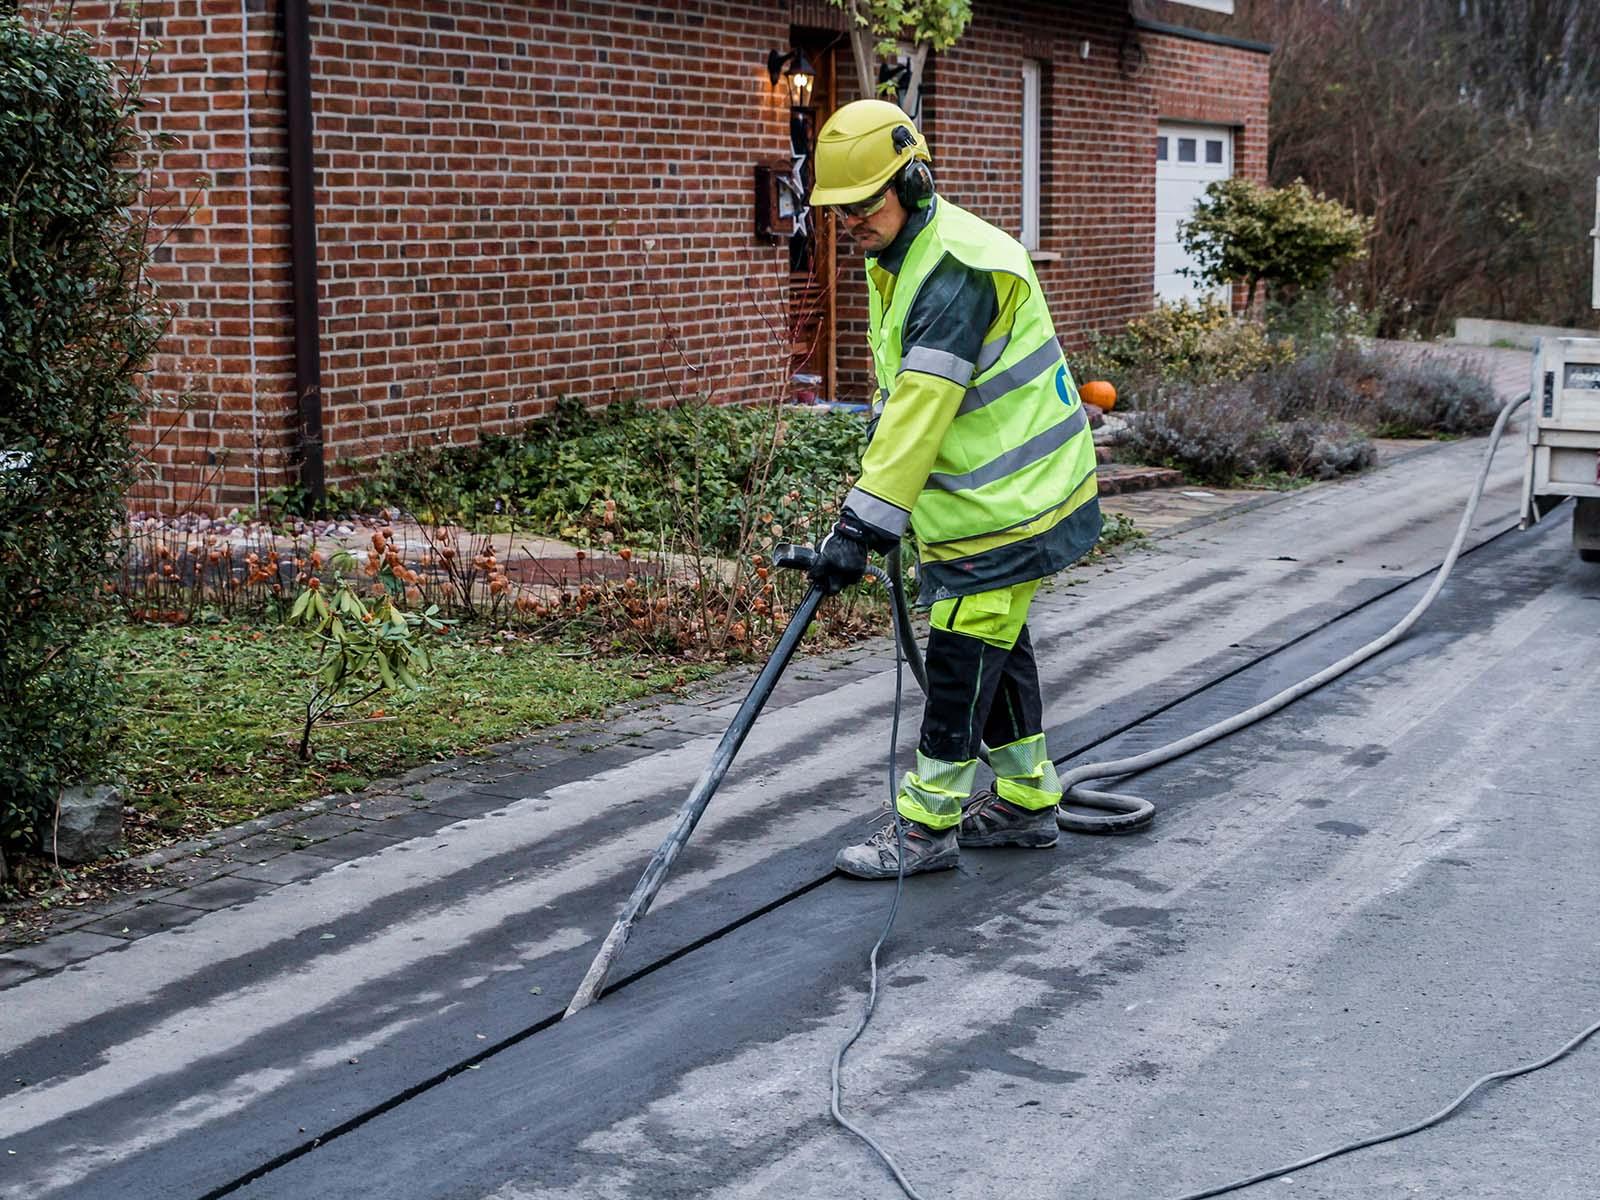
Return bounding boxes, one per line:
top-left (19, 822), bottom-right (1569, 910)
top-left (58, 0), bottom-right (1269, 512)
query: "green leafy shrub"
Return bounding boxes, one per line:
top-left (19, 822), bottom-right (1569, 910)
top-left (1077, 297), bottom-right (1294, 389)
top-left (0, 19), bottom-right (163, 861)
top-left (288, 551), bottom-right (445, 761)
top-left (1180, 178), bottom-right (1373, 307)
top-left (345, 398), bottom-right (868, 555)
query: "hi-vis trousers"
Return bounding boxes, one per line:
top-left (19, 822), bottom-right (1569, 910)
top-left (894, 580), bottom-right (1064, 830)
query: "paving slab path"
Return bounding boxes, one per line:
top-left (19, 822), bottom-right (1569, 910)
top-left (11, 345), bottom-right (1600, 1200)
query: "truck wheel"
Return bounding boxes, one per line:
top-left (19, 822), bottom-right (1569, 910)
top-left (1576, 499), bottom-right (1600, 563)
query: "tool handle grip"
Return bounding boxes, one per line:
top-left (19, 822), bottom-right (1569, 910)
top-left (772, 541), bottom-right (818, 572)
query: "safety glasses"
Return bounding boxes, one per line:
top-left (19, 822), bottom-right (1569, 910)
top-left (829, 183), bottom-right (893, 220)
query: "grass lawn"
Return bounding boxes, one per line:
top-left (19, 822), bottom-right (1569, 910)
top-left (99, 617), bottom-right (722, 850)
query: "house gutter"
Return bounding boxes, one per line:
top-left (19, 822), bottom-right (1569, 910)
top-left (282, 0), bottom-right (326, 505)
top-left (1132, 16), bottom-right (1272, 55)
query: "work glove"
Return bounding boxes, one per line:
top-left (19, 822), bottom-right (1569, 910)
top-left (809, 513), bottom-right (873, 596)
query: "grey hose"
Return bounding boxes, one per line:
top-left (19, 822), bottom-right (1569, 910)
top-left (1055, 391), bottom-right (1528, 834)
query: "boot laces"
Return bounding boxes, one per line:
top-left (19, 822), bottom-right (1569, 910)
top-left (865, 816), bottom-right (903, 849)
top-left (858, 798), bottom-right (896, 834)
top-left (961, 786), bottom-right (1000, 819)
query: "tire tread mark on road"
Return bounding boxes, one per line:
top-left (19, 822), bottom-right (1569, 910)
top-left (193, 518), bottom-right (1521, 1200)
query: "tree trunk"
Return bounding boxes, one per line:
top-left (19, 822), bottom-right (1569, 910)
top-left (901, 43), bottom-right (930, 119)
top-left (847, 19), bottom-right (875, 100)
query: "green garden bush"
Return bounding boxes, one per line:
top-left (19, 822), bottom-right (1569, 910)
top-left (345, 397), bottom-right (868, 556)
top-left (1180, 178), bottom-right (1372, 309)
top-left (0, 19), bottom-right (162, 862)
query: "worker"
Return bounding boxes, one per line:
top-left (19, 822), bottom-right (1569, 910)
top-left (807, 99), bottom-right (1101, 880)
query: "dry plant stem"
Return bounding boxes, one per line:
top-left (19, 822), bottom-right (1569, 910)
top-left (298, 681), bottom-right (385, 761)
top-left (51, 785), bottom-right (62, 877)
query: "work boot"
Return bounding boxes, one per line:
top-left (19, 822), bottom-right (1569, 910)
top-left (959, 787), bottom-right (1059, 848)
top-left (835, 816), bottom-right (959, 880)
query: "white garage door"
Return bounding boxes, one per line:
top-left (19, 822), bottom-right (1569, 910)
top-left (1154, 122), bottom-right (1234, 304)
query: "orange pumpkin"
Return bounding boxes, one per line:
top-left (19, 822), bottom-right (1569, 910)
top-left (1079, 379), bottom-right (1117, 412)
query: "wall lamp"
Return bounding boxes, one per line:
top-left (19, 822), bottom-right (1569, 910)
top-left (877, 58), bottom-right (912, 99)
top-left (766, 47), bottom-right (816, 107)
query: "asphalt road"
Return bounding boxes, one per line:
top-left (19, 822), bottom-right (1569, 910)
top-left (5, 415), bottom-right (1599, 1200)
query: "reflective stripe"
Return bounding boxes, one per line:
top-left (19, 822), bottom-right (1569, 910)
top-left (957, 337), bottom-right (1062, 416)
top-left (991, 730), bottom-right (1063, 809)
top-left (930, 459), bottom-right (1099, 545)
top-left (926, 404), bottom-right (1088, 494)
top-left (974, 333), bottom-right (1010, 375)
top-left (896, 750), bottom-right (978, 829)
top-left (995, 773), bottom-right (1062, 811)
top-left (987, 732), bottom-right (1050, 779)
top-left (843, 486), bottom-right (909, 538)
top-left (899, 346), bottom-right (976, 385)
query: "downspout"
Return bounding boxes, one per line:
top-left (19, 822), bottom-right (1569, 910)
top-left (240, 0), bottom-right (262, 512)
top-left (282, 0), bottom-right (326, 506)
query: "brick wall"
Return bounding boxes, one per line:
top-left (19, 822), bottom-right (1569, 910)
top-left (308, 0), bottom-right (793, 493)
top-left (1143, 24), bottom-right (1271, 186)
top-left (60, 0), bottom-right (796, 512)
top-left (50, 0), bottom-right (1266, 513)
top-left (1143, 24), bottom-right (1272, 315)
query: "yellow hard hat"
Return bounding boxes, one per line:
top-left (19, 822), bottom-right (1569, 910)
top-left (809, 99), bottom-right (932, 208)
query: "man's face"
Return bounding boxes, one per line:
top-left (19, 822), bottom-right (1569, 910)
top-left (837, 187), bottom-right (909, 256)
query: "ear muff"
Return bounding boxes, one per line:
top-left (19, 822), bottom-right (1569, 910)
top-left (890, 124), bottom-right (935, 211)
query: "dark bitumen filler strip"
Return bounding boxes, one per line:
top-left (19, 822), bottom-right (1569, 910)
top-left (189, 515), bottom-right (1525, 1200)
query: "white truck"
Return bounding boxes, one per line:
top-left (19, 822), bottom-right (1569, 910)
top-left (1520, 336), bottom-right (1600, 562)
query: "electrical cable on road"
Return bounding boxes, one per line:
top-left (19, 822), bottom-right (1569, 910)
top-left (1163, 1010), bottom-right (1600, 1200)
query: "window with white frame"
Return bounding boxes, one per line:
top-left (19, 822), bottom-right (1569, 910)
top-left (1021, 59), bottom-right (1042, 251)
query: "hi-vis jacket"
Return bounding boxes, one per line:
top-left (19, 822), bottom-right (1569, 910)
top-left (843, 198), bottom-right (1101, 604)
